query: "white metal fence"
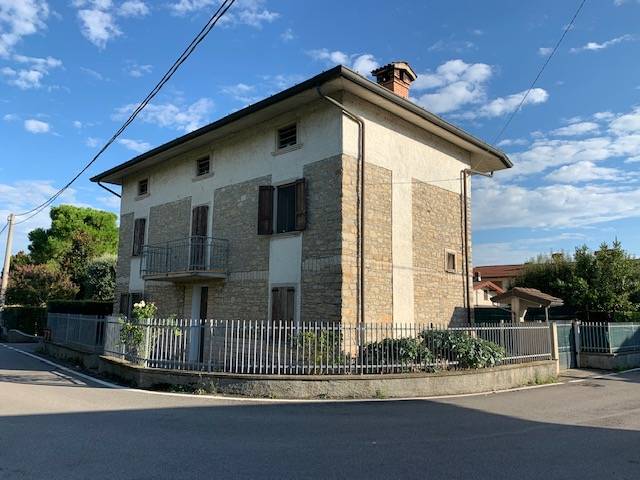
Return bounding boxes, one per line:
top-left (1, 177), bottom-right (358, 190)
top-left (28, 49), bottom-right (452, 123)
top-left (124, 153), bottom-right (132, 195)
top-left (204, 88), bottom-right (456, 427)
top-left (47, 313), bottom-right (106, 352)
top-left (103, 318), bottom-right (552, 375)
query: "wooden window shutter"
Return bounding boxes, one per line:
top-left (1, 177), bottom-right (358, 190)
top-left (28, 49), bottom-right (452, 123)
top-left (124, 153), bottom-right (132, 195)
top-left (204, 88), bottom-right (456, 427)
top-left (271, 288), bottom-right (280, 322)
top-left (258, 186), bottom-right (274, 235)
top-left (294, 178), bottom-right (306, 231)
top-left (285, 287), bottom-right (295, 322)
top-left (132, 218), bottom-right (146, 256)
top-left (191, 205), bottom-right (209, 237)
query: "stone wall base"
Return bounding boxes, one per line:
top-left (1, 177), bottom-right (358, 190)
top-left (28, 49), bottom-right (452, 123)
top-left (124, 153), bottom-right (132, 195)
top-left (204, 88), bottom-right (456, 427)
top-left (97, 357), bottom-right (557, 399)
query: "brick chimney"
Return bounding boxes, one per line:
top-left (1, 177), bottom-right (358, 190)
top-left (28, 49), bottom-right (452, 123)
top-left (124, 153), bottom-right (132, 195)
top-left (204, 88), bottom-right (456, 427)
top-left (371, 61), bottom-right (417, 99)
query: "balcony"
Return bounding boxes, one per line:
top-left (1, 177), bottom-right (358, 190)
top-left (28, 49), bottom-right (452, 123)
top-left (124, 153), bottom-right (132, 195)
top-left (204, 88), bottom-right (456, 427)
top-left (141, 236), bottom-right (229, 282)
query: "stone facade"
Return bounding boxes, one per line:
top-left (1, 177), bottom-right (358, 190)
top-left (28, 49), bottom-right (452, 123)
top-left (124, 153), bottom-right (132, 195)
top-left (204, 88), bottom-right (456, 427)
top-left (145, 197), bottom-right (192, 317)
top-left (206, 176), bottom-right (271, 320)
top-left (412, 179), bottom-right (472, 326)
top-left (301, 155), bottom-right (344, 323)
top-left (113, 212), bottom-right (133, 314)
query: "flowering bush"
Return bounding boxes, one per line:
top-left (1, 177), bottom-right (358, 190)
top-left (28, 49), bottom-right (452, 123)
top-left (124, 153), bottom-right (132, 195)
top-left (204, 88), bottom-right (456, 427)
top-left (119, 300), bottom-right (157, 363)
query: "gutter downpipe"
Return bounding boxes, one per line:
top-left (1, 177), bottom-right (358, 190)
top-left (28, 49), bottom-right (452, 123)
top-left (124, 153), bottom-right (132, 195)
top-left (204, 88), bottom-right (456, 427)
top-left (317, 86), bottom-right (366, 326)
top-left (97, 181), bottom-right (122, 198)
top-left (462, 168), bottom-right (493, 324)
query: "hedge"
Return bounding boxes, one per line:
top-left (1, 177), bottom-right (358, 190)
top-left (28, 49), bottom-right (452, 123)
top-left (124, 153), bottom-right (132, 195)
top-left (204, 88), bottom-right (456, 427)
top-left (1, 306), bottom-right (47, 336)
top-left (47, 300), bottom-right (113, 316)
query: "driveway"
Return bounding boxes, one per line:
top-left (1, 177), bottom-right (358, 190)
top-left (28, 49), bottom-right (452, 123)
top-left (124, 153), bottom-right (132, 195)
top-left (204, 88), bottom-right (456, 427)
top-left (1, 343), bottom-right (639, 479)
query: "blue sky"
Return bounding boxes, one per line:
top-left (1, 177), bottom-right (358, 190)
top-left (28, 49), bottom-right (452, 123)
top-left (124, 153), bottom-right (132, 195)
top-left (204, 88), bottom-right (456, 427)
top-left (1, 0), bottom-right (640, 265)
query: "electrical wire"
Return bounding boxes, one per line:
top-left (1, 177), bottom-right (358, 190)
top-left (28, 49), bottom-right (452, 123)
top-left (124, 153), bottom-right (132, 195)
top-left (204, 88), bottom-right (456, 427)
top-left (492, 0), bottom-right (587, 144)
top-left (12, 0), bottom-right (237, 224)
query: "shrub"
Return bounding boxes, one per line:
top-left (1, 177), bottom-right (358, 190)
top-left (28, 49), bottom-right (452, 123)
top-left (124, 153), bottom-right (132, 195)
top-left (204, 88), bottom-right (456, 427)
top-left (47, 299), bottom-right (113, 316)
top-left (292, 328), bottom-right (346, 368)
top-left (421, 330), bottom-right (505, 369)
top-left (363, 337), bottom-right (434, 367)
top-left (1, 306), bottom-right (47, 335)
top-left (83, 254), bottom-right (116, 301)
top-left (6, 264), bottom-right (78, 306)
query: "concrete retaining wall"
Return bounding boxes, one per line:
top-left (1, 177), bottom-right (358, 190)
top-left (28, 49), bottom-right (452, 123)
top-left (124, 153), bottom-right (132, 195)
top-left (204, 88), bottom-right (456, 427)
top-left (97, 356), bottom-right (557, 399)
top-left (44, 342), bottom-right (102, 370)
top-left (580, 352), bottom-right (640, 370)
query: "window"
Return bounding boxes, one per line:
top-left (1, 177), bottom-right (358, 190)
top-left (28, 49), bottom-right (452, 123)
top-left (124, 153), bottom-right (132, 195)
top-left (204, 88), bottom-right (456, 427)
top-left (132, 218), bottom-right (146, 256)
top-left (196, 156), bottom-right (210, 177)
top-left (271, 286), bottom-right (295, 323)
top-left (257, 179), bottom-right (306, 235)
top-left (445, 251), bottom-right (457, 273)
top-left (137, 178), bottom-right (149, 196)
top-left (277, 123), bottom-right (297, 150)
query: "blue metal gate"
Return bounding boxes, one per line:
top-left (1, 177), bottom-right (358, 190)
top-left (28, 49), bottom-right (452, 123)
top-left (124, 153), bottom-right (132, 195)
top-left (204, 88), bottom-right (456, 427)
top-left (556, 321), bottom-right (577, 369)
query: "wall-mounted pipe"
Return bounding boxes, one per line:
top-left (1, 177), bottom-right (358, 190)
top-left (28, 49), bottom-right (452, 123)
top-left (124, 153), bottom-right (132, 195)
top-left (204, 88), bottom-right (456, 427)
top-left (317, 86), bottom-right (366, 324)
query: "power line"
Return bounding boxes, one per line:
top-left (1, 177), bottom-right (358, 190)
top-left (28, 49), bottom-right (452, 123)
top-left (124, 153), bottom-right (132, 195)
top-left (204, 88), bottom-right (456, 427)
top-left (12, 0), bottom-right (237, 222)
top-left (492, 0), bottom-right (587, 144)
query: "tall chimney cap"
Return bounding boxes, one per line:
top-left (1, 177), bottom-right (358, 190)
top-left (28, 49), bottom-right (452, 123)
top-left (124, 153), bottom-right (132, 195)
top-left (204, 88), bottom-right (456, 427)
top-left (371, 61), bottom-right (417, 82)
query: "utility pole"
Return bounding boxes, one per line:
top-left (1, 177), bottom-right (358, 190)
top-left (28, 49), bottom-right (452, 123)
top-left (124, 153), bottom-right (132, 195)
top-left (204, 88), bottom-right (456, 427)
top-left (0, 213), bottom-right (15, 309)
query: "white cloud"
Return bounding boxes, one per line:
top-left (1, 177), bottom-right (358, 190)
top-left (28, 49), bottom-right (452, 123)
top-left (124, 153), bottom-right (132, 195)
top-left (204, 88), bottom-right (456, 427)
top-left (625, 155), bottom-right (640, 163)
top-left (474, 234), bottom-right (588, 265)
top-left (118, 0), bottom-right (149, 17)
top-left (170, 0), bottom-right (279, 28)
top-left (86, 136), bottom-right (101, 147)
top-left (3, 113), bottom-right (18, 121)
top-left (221, 82), bottom-right (260, 104)
top-left (77, 8), bottom-right (121, 48)
top-left (118, 138), bottom-right (151, 153)
top-left (74, 0), bottom-right (148, 48)
top-left (411, 59), bottom-right (491, 114)
top-left (0, 0), bottom-right (50, 57)
top-left (497, 138), bottom-right (528, 147)
top-left (280, 28), bottom-right (294, 42)
top-left (551, 121), bottom-right (599, 137)
top-left (538, 47), bottom-right (553, 56)
top-left (80, 66), bottom-right (106, 80)
top-left (474, 181), bottom-right (640, 230)
top-left (544, 161), bottom-right (623, 183)
top-left (113, 97), bottom-right (214, 132)
top-left (306, 48), bottom-right (379, 76)
top-left (427, 39), bottom-right (476, 53)
top-left (126, 63), bottom-right (152, 77)
top-left (24, 118), bottom-right (50, 133)
top-left (1, 54), bottom-right (62, 89)
top-left (73, 120), bottom-right (83, 128)
top-left (473, 88), bottom-right (548, 118)
top-left (609, 107), bottom-right (640, 134)
top-left (570, 34), bottom-right (635, 53)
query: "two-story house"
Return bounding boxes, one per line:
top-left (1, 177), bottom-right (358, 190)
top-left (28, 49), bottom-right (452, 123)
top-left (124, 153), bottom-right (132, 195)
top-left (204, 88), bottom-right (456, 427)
top-left (91, 62), bottom-right (511, 326)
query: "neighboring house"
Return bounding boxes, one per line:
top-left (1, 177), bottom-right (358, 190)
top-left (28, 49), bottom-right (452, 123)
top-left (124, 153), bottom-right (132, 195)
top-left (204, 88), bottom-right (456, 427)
top-left (472, 264), bottom-right (524, 291)
top-left (92, 62), bottom-right (511, 326)
top-left (472, 280), bottom-right (505, 307)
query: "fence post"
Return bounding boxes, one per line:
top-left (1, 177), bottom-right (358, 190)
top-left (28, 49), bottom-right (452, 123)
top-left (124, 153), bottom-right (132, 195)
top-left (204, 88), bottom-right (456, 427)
top-left (573, 320), bottom-right (581, 368)
top-left (549, 322), bottom-right (559, 375)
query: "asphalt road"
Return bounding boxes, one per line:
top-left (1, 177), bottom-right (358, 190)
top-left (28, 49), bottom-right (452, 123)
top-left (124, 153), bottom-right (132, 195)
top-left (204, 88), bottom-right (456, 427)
top-left (1, 344), bottom-right (640, 480)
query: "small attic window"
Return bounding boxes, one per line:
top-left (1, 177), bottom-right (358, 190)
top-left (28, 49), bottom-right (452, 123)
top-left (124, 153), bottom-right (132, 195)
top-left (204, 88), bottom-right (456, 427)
top-left (137, 178), bottom-right (149, 197)
top-left (196, 156), bottom-right (210, 177)
top-left (277, 124), bottom-right (297, 150)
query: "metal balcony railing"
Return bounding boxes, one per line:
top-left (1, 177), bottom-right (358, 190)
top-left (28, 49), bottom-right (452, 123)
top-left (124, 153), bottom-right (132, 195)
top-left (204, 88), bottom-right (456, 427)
top-left (141, 236), bottom-right (229, 278)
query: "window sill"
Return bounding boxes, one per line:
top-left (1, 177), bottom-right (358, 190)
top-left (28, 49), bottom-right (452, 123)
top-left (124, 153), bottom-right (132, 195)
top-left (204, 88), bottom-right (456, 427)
top-left (192, 172), bottom-right (215, 182)
top-left (445, 269), bottom-right (458, 274)
top-left (272, 143), bottom-right (303, 156)
top-left (267, 230), bottom-right (303, 238)
top-left (135, 193), bottom-right (150, 201)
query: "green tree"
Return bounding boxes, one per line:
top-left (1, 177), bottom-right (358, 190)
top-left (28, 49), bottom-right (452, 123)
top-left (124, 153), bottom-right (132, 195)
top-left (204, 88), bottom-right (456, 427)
top-left (6, 264), bottom-right (78, 306)
top-left (28, 205), bottom-right (118, 265)
top-left (83, 254), bottom-right (116, 301)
